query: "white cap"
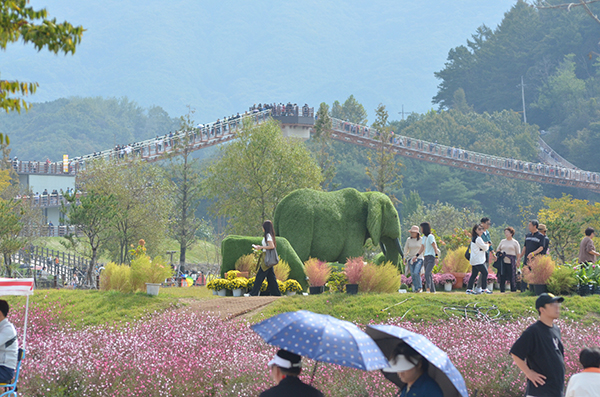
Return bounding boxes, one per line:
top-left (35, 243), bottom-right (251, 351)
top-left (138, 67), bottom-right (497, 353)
top-left (268, 351), bottom-right (302, 369)
top-left (382, 354), bottom-right (417, 373)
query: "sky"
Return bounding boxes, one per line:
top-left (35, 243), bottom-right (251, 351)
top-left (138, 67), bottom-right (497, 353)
top-left (0, 0), bottom-right (518, 123)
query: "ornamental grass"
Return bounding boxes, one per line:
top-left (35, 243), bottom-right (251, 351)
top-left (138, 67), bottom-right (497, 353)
top-left (358, 261), bottom-right (401, 293)
top-left (273, 259), bottom-right (290, 281)
top-left (344, 256), bottom-right (365, 284)
top-left (304, 258), bottom-right (331, 287)
top-left (442, 247), bottom-right (471, 273)
top-left (523, 255), bottom-right (555, 285)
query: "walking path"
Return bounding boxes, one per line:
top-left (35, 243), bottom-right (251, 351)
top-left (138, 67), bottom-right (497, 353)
top-left (180, 296), bottom-right (280, 320)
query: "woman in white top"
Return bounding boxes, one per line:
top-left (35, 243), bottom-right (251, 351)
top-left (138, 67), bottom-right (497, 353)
top-left (248, 220), bottom-right (281, 297)
top-left (404, 225), bottom-right (423, 292)
top-left (565, 347), bottom-right (600, 397)
top-left (466, 224), bottom-right (492, 295)
top-left (496, 227), bottom-right (521, 293)
top-left (414, 222), bottom-right (440, 293)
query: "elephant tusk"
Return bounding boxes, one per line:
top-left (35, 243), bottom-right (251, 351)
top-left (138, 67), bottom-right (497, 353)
top-left (395, 238), bottom-right (404, 258)
top-left (379, 242), bottom-right (387, 256)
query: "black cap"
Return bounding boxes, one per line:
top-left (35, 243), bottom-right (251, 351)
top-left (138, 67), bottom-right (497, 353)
top-left (268, 349), bottom-right (302, 369)
top-left (535, 293), bottom-right (564, 310)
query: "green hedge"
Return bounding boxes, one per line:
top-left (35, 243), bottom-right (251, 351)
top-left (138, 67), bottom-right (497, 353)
top-left (220, 235), bottom-right (308, 289)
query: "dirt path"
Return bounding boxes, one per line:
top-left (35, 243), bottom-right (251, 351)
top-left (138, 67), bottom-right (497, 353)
top-left (180, 296), bottom-right (281, 320)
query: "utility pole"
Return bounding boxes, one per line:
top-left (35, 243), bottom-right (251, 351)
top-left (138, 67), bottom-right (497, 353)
top-left (398, 105), bottom-right (411, 120)
top-left (520, 76), bottom-right (527, 124)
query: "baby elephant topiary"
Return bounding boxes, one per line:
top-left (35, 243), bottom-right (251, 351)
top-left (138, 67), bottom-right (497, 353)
top-left (274, 188), bottom-right (404, 266)
top-left (220, 235), bottom-right (308, 289)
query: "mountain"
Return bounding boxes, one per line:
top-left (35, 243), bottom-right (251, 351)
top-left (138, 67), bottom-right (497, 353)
top-left (0, 0), bottom-right (516, 125)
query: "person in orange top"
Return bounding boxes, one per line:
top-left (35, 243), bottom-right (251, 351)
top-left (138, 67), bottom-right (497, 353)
top-left (565, 347), bottom-right (600, 397)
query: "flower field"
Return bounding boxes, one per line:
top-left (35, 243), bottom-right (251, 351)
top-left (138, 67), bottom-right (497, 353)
top-left (8, 300), bottom-right (600, 396)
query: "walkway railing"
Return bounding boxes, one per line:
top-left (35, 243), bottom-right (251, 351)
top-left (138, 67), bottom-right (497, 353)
top-left (329, 118), bottom-right (600, 192)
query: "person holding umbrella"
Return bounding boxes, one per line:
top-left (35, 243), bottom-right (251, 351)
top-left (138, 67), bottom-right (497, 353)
top-left (260, 349), bottom-right (323, 397)
top-left (383, 344), bottom-right (443, 397)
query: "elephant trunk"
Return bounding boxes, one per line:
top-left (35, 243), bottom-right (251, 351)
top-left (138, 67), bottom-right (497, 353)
top-left (379, 236), bottom-right (401, 268)
top-left (379, 242), bottom-right (387, 256)
top-left (395, 238), bottom-right (404, 258)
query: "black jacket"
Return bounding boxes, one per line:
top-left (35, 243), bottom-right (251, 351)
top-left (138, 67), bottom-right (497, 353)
top-left (260, 376), bottom-right (324, 397)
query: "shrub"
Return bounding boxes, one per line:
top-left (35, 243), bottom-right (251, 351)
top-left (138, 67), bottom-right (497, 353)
top-left (359, 261), bottom-right (401, 293)
top-left (129, 255), bottom-right (173, 291)
top-left (344, 257), bottom-right (365, 284)
top-left (284, 279), bottom-right (303, 293)
top-left (277, 280), bottom-right (286, 294)
top-left (100, 262), bottom-right (132, 293)
top-left (523, 255), bottom-right (555, 285)
top-left (547, 265), bottom-right (577, 295)
top-left (226, 270), bottom-right (241, 280)
top-left (229, 277), bottom-right (248, 290)
top-left (304, 258), bottom-right (331, 287)
top-left (442, 247), bottom-right (471, 273)
top-left (438, 273), bottom-right (456, 285)
top-left (235, 254), bottom-right (258, 277)
top-left (326, 270), bottom-right (348, 293)
top-left (273, 259), bottom-right (291, 281)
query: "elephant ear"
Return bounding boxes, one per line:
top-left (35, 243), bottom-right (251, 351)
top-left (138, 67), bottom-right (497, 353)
top-left (367, 195), bottom-right (383, 246)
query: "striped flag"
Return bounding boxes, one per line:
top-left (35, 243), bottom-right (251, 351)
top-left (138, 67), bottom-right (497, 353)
top-left (0, 278), bottom-right (34, 296)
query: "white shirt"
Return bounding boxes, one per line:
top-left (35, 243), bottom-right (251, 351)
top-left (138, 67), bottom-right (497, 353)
top-left (565, 370), bottom-right (600, 397)
top-left (262, 233), bottom-right (273, 252)
top-left (470, 237), bottom-right (488, 266)
top-left (0, 318), bottom-right (18, 370)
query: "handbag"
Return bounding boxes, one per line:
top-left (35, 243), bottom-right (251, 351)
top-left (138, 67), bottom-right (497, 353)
top-left (264, 247), bottom-right (279, 269)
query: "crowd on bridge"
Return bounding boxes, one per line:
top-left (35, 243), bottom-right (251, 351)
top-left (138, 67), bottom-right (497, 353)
top-left (250, 103), bottom-right (313, 118)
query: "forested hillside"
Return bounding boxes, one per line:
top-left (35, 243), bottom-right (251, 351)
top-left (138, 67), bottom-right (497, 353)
top-left (0, 97), bottom-right (180, 161)
top-left (434, 0), bottom-right (600, 171)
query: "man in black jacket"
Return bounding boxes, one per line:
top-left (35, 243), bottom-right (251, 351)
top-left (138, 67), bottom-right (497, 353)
top-left (260, 349), bottom-right (323, 397)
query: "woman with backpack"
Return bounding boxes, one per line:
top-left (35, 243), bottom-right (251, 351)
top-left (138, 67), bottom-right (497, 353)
top-left (466, 224), bottom-right (492, 295)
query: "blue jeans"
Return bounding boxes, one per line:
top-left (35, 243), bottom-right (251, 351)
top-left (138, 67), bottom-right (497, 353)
top-left (409, 259), bottom-right (423, 291)
top-left (0, 365), bottom-right (14, 383)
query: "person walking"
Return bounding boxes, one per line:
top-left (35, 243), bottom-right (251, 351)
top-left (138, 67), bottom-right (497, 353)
top-left (466, 224), bottom-right (492, 295)
top-left (404, 225), bottom-right (423, 293)
top-left (565, 347), bottom-right (600, 397)
top-left (260, 349), bottom-right (324, 397)
top-left (539, 224), bottom-right (550, 255)
top-left (518, 220), bottom-right (545, 266)
top-left (415, 222), bottom-right (440, 293)
top-left (246, 220), bottom-right (281, 297)
top-left (510, 293), bottom-right (565, 397)
top-left (579, 227), bottom-right (600, 264)
top-left (476, 217), bottom-right (495, 293)
top-left (496, 227), bottom-right (521, 293)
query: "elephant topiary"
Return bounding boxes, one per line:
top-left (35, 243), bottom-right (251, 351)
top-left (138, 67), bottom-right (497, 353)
top-left (220, 235), bottom-right (308, 289)
top-left (273, 188), bottom-right (404, 266)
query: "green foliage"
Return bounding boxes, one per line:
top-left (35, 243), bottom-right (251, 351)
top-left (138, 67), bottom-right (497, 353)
top-left (0, 1), bottom-right (83, 113)
top-left (130, 255), bottom-right (173, 288)
top-left (0, 97), bottom-right (180, 161)
top-left (365, 104), bottom-right (403, 195)
top-left (547, 265), bottom-right (578, 295)
top-left (283, 279), bottom-right (303, 293)
top-left (326, 269), bottom-right (348, 293)
top-left (330, 95), bottom-right (368, 124)
top-left (202, 119), bottom-right (323, 236)
top-left (274, 188), bottom-right (401, 266)
top-left (220, 235), bottom-right (308, 289)
top-left (358, 261), bottom-right (401, 293)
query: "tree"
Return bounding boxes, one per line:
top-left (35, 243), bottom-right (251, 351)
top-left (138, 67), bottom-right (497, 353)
top-left (167, 109), bottom-right (203, 268)
top-left (62, 191), bottom-right (118, 287)
top-left (312, 102), bottom-right (337, 190)
top-left (77, 159), bottom-right (172, 263)
top-left (330, 95), bottom-right (368, 124)
top-left (1, 1), bottom-right (84, 113)
top-left (202, 118), bottom-right (323, 236)
top-left (365, 104), bottom-right (403, 196)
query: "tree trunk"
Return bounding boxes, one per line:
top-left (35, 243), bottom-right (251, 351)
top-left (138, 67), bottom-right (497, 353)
top-left (88, 249), bottom-right (97, 288)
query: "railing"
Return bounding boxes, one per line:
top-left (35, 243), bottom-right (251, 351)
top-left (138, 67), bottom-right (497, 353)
top-left (14, 194), bottom-right (81, 209)
top-left (12, 245), bottom-right (91, 287)
top-left (329, 118), bottom-right (600, 186)
top-left (11, 160), bottom-right (80, 175)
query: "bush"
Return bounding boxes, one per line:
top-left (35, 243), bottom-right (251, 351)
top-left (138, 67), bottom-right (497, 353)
top-left (235, 254), bottom-right (258, 277)
top-left (326, 270), bottom-right (348, 293)
top-left (344, 257), bottom-right (365, 284)
top-left (523, 255), bottom-right (555, 285)
top-left (273, 259), bottom-right (291, 281)
top-left (547, 265), bottom-right (578, 295)
top-left (442, 247), bottom-right (471, 273)
top-left (358, 261), bottom-right (401, 293)
top-left (100, 262), bottom-right (132, 293)
top-left (304, 258), bottom-right (331, 287)
top-left (230, 277), bottom-right (248, 290)
top-left (283, 279), bottom-right (303, 293)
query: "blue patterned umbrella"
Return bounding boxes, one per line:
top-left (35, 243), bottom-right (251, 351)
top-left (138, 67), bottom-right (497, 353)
top-left (251, 310), bottom-right (388, 371)
top-left (366, 324), bottom-right (469, 397)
